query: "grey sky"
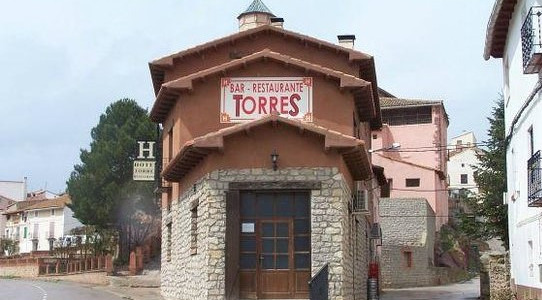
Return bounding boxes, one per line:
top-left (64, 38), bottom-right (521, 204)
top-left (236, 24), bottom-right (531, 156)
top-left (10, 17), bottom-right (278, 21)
top-left (0, 0), bottom-right (502, 193)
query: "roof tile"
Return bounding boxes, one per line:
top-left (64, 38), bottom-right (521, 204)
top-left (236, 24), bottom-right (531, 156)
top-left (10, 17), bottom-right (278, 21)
top-left (380, 97), bottom-right (442, 108)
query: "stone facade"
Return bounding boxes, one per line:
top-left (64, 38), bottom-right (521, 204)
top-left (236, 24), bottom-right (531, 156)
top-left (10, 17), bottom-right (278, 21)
top-left (379, 198), bottom-right (437, 288)
top-left (0, 263), bottom-right (39, 277)
top-left (480, 253), bottom-right (511, 300)
top-left (161, 167), bottom-right (373, 300)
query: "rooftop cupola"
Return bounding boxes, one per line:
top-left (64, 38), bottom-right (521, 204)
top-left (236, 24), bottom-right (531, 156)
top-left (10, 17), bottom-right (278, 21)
top-left (238, 0), bottom-right (276, 32)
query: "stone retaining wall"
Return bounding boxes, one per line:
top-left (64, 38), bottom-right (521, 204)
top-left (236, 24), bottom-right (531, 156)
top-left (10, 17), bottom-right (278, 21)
top-left (380, 198), bottom-right (437, 288)
top-left (480, 252), bottom-right (511, 300)
top-left (0, 263), bottom-right (40, 277)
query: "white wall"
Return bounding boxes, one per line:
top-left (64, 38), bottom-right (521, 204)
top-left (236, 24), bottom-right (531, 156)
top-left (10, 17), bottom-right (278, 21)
top-left (448, 149), bottom-right (479, 193)
top-left (62, 206), bottom-right (82, 235)
top-left (0, 180), bottom-right (26, 201)
top-left (16, 207), bottom-right (82, 253)
top-left (503, 0), bottom-right (542, 288)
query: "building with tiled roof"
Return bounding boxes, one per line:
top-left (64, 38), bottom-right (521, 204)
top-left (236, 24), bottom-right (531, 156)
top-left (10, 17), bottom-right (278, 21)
top-left (151, 1), bottom-right (385, 299)
top-left (3, 194), bottom-right (82, 254)
top-left (372, 96), bottom-right (449, 229)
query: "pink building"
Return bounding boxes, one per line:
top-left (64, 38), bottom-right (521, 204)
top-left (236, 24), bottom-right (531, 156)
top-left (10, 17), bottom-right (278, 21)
top-left (372, 96), bottom-right (449, 229)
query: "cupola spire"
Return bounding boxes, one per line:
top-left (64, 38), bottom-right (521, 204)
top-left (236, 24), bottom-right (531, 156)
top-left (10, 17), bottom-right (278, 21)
top-left (238, 0), bottom-right (276, 32)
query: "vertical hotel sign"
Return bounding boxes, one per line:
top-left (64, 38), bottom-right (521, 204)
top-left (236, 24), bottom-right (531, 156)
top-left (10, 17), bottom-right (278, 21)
top-left (133, 141), bottom-right (156, 181)
top-left (220, 77), bottom-right (313, 123)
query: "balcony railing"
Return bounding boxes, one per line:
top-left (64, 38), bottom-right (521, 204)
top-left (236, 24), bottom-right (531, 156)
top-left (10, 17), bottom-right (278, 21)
top-left (522, 6), bottom-right (542, 74)
top-left (528, 150), bottom-right (542, 207)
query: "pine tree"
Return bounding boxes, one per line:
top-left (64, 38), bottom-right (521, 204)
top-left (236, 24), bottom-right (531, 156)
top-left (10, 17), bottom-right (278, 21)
top-left (67, 99), bottom-right (159, 259)
top-left (460, 96), bottom-right (508, 249)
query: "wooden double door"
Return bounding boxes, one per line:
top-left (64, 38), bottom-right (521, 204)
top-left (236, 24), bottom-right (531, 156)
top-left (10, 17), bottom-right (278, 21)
top-left (238, 191), bottom-right (311, 299)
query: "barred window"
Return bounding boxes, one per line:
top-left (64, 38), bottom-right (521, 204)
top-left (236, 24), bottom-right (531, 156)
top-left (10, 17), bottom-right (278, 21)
top-left (190, 201), bottom-right (199, 255)
top-left (166, 223), bottom-right (172, 262)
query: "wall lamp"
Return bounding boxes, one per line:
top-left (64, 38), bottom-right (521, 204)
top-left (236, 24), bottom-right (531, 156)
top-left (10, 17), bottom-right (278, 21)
top-left (368, 142), bottom-right (401, 153)
top-left (271, 149), bottom-right (279, 171)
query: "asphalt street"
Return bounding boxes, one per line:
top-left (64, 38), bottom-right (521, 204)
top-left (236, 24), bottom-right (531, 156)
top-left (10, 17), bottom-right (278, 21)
top-left (381, 277), bottom-right (480, 300)
top-left (0, 279), bottom-right (122, 300)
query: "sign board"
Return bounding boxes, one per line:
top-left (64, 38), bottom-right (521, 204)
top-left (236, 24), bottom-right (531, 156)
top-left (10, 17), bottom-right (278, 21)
top-left (133, 141), bottom-right (156, 181)
top-left (220, 77), bottom-right (313, 123)
top-left (241, 223), bottom-right (255, 233)
top-left (133, 161), bottom-right (156, 181)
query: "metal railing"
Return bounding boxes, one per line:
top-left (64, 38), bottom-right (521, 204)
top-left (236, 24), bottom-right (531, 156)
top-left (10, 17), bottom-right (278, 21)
top-left (522, 6), bottom-right (542, 73)
top-left (528, 150), bottom-right (542, 206)
top-left (309, 263), bottom-right (329, 300)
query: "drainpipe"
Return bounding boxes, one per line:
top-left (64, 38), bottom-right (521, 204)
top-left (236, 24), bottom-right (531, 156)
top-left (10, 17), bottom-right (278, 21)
top-left (505, 78), bottom-right (542, 147)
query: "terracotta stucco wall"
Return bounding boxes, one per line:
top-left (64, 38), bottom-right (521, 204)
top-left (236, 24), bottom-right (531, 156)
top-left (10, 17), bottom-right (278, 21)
top-left (163, 60), bottom-right (358, 149)
top-left (173, 122), bottom-right (355, 196)
top-left (162, 31), bottom-right (359, 83)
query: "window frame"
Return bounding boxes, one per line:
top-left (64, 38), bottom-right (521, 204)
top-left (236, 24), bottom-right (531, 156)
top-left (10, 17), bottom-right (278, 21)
top-left (405, 178), bottom-right (420, 187)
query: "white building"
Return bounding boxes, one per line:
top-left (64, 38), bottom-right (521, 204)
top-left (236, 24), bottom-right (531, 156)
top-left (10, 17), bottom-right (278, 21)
top-left (448, 132), bottom-right (480, 194)
top-left (4, 194), bottom-right (83, 253)
top-left (485, 0), bottom-right (542, 296)
top-left (0, 178), bottom-right (27, 202)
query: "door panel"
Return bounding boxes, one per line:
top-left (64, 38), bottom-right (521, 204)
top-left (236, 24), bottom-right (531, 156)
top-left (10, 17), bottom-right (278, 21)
top-left (239, 191), bottom-right (310, 299)
top-left (259, 220), bottom-right (292, 298)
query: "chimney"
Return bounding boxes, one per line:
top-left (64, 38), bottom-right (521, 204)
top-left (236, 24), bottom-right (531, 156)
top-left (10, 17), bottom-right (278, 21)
top-left (337, 35), bottom-right (356, 50)
top-left (23, 176), bottom-right (27, 201)
top-left (270, 17), bottom-right (284, 29)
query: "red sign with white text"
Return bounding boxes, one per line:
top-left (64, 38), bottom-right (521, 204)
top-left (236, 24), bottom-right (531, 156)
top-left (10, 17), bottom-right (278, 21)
top-left (220, 77), bottom-right (313, 123)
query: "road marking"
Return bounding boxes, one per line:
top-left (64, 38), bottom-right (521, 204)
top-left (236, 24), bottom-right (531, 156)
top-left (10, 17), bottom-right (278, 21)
top-left (30, 283), bottom-right (47, 300)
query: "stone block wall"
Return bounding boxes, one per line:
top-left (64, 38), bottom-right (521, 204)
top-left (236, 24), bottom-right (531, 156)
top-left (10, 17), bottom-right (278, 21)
top-left (379, 198), bottom-right (437, 288)
top-left (480, 253), bottom-right (511, 300)
top-left (161, 167), bottom-right (373, 300)
top-left (0, 263), bottom-right (39, 277)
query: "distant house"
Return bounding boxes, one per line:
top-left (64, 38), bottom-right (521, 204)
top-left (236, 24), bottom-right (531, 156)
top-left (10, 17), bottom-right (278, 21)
top-left (447, 132), bottom-right (481, 221)
top-left (372, 96), bottom-right (449, 229)
top-left (448, 132), bottom-right (480, 194)
top-left (3, 194), bottom-right (82, 253)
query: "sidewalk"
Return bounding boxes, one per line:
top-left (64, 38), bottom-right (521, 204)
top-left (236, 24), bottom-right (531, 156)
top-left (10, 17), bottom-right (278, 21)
top-left (96, 285), bottom-right (163, 300)
top-left (40, 270), bottom-right (164, 300)
top-left (380, 277), bottom-right (480, 300)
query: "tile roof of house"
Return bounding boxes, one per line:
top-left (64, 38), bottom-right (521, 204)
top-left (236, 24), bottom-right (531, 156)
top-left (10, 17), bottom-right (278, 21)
top-left (149, 25), bottom-right (372, 93)
top-left (151, 49), bottom-right (375, 123)
top-left (380, 97), bottom-right (443, 108)
top-left (25, 194), bottom-right (71, 211)
top-left (162, 113), bottom-right (372, 182)
top-left (238, 0), bottom-right (275, 18)
top-left (0, 195), bottom-right (16, 209)
top-left (3, 194), bottom-right (71, 214)
top-left (148, 24), bottom-right (382, 129)
top-left (484, 0), bottom-right (517, 60)
top-left (4, 200), bottom-right (42, 214)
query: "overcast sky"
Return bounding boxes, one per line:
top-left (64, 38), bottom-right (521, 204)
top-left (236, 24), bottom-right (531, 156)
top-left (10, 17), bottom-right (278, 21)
top-left (0, 0), bottom-right (502, 193)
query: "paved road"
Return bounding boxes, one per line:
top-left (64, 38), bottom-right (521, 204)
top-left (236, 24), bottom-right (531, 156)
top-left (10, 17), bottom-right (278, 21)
top-left (380, 277), bottom-right (480, 300)
top-left (0, 279), bottom-right (123, 300)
